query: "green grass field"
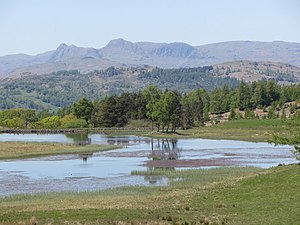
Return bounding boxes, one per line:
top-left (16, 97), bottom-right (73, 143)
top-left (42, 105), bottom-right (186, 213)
top-left (144, 119), bottom-right (299, 142)
top-left (0, 165), bottom-right (299, 225)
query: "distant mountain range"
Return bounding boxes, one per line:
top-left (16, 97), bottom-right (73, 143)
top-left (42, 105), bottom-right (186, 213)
top-left (1, 39), bottom-right (300, 78)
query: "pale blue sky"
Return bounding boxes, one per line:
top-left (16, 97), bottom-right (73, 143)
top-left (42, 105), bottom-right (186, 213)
top-left (0, 0), bottom-right (299, 56)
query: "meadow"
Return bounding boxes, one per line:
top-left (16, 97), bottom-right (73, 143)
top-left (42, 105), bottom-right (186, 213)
top-left (0, 165), bottom-right (299, 224)
top-left (134, 118), bottom-right (299, 143)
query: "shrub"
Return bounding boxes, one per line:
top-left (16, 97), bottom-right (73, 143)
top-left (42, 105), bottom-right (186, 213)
top-left (3, 117), bottom-right (25, 129)
top-left (32, 116), bottom-right (61, 129)
top-left (60, 114), bottom-right (87, 128)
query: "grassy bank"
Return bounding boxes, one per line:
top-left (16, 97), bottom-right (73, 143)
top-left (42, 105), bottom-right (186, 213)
top-left (144, 119), bottom-right (299, 142)
top-left (0, 142), bottom-right (118, 160)
top-left (2, 118), bottom-right (298, 143)
top-left (0, 165), bottom-right (299, 224)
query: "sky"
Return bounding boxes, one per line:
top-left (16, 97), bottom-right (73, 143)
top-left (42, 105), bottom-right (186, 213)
top-left (0, 0), bottom-right (299, 56)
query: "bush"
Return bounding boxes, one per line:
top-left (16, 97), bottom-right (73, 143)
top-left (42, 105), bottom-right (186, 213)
top-left (267, 106), bottom-right (277, 119)
top-left (245, 108), bottom-right (255, 119)
top-left (32, 116), bottom-right (61, 129)
top-left (60, 114), bottom-right (87, 128)
top-left (3, 117), bottom-right (25, 129)
top-left (228, 108), bottom-right (236, 120)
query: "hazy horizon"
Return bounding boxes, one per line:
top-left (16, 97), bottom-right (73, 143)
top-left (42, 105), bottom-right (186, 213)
top-left (3, 38), bottom-right (300, 57)
top-left (1, 0), bottom-right (299, 56)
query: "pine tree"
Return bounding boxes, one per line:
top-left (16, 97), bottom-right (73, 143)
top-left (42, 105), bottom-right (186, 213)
top-left (267, 106), bottom-right (276, 119)
top-left (228, 108), bottom-right (236, 120)
top-left (236, 81), bottom-right (251, 110)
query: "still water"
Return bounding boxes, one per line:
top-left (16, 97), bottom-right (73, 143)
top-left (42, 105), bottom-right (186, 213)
top-left (0, 133), bottom-right (297, 196)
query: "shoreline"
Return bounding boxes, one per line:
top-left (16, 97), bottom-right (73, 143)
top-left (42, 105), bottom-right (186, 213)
top-left (0, 127), bottom-right (151, 134)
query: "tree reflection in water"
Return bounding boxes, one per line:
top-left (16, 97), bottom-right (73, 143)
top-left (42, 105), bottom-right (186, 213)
top-left (65, 133), bottom-right (91, 145)
top-left (107, 137), bottom-right (130, 146)
top-left (143, 138), bottom-right (182, 184)
top-left (65, 133), bottom-right (93, 162)
top-left (78, 153), bottom-right (93, 162)
top-left (150, 138), bottom-right (182, 160)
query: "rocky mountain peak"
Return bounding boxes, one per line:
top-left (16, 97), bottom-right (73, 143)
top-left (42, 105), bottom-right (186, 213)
top-left (1, 39), bottom-right (300, 77)
top-left (103, 38), bottom-right (140, 53)
top-left (152, 42), bottom-right (197, 58)
top-left (56, 43), bottom-right (69, 50)
top-left (49, 43), bottom-right (101, 62)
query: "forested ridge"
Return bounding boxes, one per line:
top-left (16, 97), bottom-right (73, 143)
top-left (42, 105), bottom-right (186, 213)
top-left (2, 63), bottom-right (299, 112)
top-left (0, 66), bottom-right (239, 111)
top-left (0, 80), bottom-right (299, 132)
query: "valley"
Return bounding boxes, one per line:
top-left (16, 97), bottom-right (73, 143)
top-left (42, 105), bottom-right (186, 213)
top-left (2, 1), bottom-right (300, 224)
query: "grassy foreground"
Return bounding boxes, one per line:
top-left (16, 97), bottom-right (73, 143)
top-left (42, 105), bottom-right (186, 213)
top-left (0, 165), bottom-right (299, 225)
top-left (0, 142), bottom-right (118, 160)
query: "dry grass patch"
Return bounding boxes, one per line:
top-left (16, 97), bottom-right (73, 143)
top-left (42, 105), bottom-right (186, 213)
top-left (0, 142), bottom-right (118, 159)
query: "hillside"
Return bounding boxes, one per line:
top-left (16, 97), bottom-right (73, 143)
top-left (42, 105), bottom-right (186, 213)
top-left (1, 39), bottom-right (300, 78)
top-left (213, 60), bottom-right (300, 83)
top-left (1, 58), bottom-right (300, 111)
top-left (0, 66), bottom-right (239, 110)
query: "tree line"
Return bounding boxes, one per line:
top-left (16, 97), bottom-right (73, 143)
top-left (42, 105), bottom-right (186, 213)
top-left (0, 80), bottom-right (299, 131)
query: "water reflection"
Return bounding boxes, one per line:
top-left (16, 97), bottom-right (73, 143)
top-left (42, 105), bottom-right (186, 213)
top-left (150, 138), bottom-right (182, 160)
top-left (0, 133), bottom-right (298, 195)
top-left (0, 133), bottom-right (150, 147)
top-left (78, 153), bottom-right (93, 162)
top-left (65, 133), bottom-right (91, 145)
top-left (106, 136), bottom-right (144, 146)
top-left (107, 137), bottom-right (131, 146)
top-left (143, 167), bottom-right (175, 184)
top-left (144, 175), bottom-right (165, 184)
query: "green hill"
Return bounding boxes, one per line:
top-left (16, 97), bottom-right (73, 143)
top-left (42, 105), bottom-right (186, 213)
top-left (0, 66), bottom-right (239, 111)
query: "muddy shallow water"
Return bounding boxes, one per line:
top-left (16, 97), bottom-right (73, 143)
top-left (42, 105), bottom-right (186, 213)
top-left (0, 133), bottom-right (297, 196)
